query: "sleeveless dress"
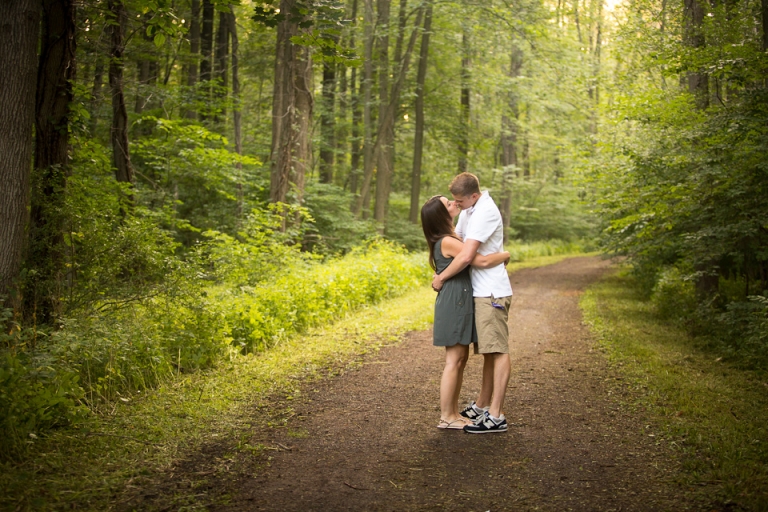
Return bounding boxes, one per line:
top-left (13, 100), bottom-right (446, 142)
top-left (432, 238), bottom-right (477, 347)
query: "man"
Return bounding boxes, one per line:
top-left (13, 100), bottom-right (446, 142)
top-left (432, 172), bottom-right (513, 434)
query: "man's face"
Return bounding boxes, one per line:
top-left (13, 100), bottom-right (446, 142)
top-left (451, 192), bottom-right (480, 211)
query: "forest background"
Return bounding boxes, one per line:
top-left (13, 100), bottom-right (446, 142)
top-left (1, 0), bottom-right (767, 463)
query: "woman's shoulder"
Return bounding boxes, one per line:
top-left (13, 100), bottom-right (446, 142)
top-left (440, 235), bottom-right (462, 257)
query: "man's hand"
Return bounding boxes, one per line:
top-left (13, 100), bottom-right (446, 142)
top-left (432, 273), bottom-right (444, 292)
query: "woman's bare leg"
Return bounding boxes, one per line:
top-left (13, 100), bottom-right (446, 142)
top-left (440, 344), bottom-right (470, 422)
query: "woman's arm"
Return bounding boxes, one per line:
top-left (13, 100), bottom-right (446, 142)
top-left (471, 251), bottom-right (510, 269)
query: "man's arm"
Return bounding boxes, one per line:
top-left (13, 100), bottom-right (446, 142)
top-left (432, 238), bottom-right (481, 291)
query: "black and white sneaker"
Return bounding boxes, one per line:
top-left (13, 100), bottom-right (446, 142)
top-left (463, 411), bottom-right (508, 434)
top-left (459, 401), bottom-right (489, 422)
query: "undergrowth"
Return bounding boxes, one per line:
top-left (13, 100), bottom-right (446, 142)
top-left (581, 269), bottom-right (768, 511)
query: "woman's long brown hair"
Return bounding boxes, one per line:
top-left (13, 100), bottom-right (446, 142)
top-left (420, 196), bottom-right (459, 271)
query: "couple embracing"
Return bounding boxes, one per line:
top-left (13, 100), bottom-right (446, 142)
top-left (421, 172), bottom-right (513, 434)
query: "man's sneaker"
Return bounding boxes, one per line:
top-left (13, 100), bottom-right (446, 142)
top-left (463, 411), bottom-right (508, 434)
top-left (459, 401), bottom-right (489, 422)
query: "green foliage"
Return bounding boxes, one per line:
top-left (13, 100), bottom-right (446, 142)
top-left (219, 240), bottom-right (430, 353)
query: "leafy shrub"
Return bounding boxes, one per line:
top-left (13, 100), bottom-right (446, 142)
top-left (650, 265), bottom-right (697, 323)
top-left (220, 240), bottom-right (430, 353)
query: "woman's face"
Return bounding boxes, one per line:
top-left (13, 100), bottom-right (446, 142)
top-left (440, 196), bottom-right (460, 220)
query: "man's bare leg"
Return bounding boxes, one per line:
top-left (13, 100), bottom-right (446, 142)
top-left (475, 353), bottom-right (495, 409)
top-left (488, 353), bottom-right (510, 419)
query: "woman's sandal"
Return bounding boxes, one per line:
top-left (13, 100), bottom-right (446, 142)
top-left (437, 418), bottom-right (470, 430)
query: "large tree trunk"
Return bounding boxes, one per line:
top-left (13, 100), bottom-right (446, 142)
top-left (458, 28), bottom-right (470, 173)
top-left (409, 0), bottom-right (432, 224)
top-left (373, 0), bottom-right (392, 223)
top-left (499, 42), bottom-right (522, 240)
top-left (108, 0), bottom-right (134, 190)
top-left (0, 0), bottom-right (39, 306)
top-left (26, 0), bottom-right (76, 324)
top-left (270, 0), bottom-right (313, 206)
top-left (319, 59), bottom-right (337, 184)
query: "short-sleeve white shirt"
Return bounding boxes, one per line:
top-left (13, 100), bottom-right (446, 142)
top-left (455, 191), bottom-right (513, 298)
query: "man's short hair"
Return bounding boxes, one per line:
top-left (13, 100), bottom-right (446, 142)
top-left (449, 172), bottom-right (481, 197)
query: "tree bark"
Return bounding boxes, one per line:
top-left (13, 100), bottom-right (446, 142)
top-left (348, 0), bottom-right (362, 194)
top-left (319, 58), bottom-right (337, 183)
top-left (269, 0), bottom-right (313, 206)
top-left (499, 42), bottom-right (522, 239)
top-left (684, 0), bottom-right (708, 108)
top-left (215, 9), bottom-right (229, 121)
top-left (199, 0), bottom-right (214, 120)
top-left (227, 8), bottom-right (242, 219)
top-left (373, 0), bottom-right (392, 223)
top-left (352, 0), bottom-right (376, 215)
top-left (108, 0), bottom-right (134, 190)
top-left (409, 0), bottom-right (432, 224)
top-left (26, 0), bottom-right (76, 324)
top-left (0, 0), bottom-right (40, 306)
top-left (355, 5), bottom-right (423, 217)
top-left (185, 0), bottom-right (200, 119)
top-left (458, 28), bottom-right (470, 173)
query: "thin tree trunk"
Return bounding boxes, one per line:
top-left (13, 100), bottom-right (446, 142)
top-left (352, 0), bottom-right (376, 216)
top-left (355, 6), bottom-right (423, 217)
top-left (90, 57), bottom-right (104, 133)
top-left (684, 0), bottom-right (708, 108)
top-left (0, 0), bottom-right (39, 305)
top-left (215, 9), bottom-right (229, 121)
top-left (348, 0), bottom-right (361, 194)
top-left (108, 0), bottom-right (134, 191)
top-left (499, 42), bottom-right (522, 239)
top-left (458, 28), bottom-right (470, 173)
top-left (409, 0), bottom-right (432, 224)
top-left (319, 58), bottom-right (337, 183)
top-left (185, 0), bottom-right (200, 119)
top-left (27, 0), bottom-right (76, 324)
top-left (199, 0), bottom-right (214, 120)
top-left (373, 0), bottom-right (392, 223)
top-left (227, 8), bottom-right (242, 220)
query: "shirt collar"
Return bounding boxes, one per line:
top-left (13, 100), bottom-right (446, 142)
top-left (466, 191), bottom-right (489, 214)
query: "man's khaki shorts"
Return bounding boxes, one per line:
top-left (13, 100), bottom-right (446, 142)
top-left (473, 295), bottom-right (512, 354)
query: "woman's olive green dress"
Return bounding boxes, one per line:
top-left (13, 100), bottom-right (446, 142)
top-left (433, 238), bottom-right (477, 347)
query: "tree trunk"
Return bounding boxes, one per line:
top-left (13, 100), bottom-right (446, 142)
top-left (135, 15), bottom-right (158, 115)
top-left (26, 0), bottom-right (76, 324)
top-left (373, 0), bottom-right (392, 223)
top-left (409, 0), bottom-right (432, 224)
top-left (227, 8), bottom-right (242, 219)
top-left (355, 5), bottom-right (423, 217)
top-left (0, 0), bottom-right (39, 306)
top-left (270, 0), bottom-right (313, 206)
top-left (108, 0), bottom-right (134, 190)
top-left (684, 0), bottom-right (708, 108)
top-left (215, 9), bottom-right (229, 121)
top-left (90, 57), bottom-right (104, 133)
top-left (499, 42), bottom-right (522, 239)
top-left (319, 59), bottom-right (337, 183)
top-left (185, 0), bottom-right (200, 119)
top-left (352, 0), bottom-right (376, 216)
top-left (199, 0), bottom-right (214, 120)
top-left (458, 28), bottom-right (470, 173)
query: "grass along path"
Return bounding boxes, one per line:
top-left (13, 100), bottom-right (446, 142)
top-left (1, 252), bottom-right (585, 511)
top-left (581, 269), bottom-right (768, 511)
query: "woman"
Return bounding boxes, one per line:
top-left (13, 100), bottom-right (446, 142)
top-left (421, 195), bottom-right (510, 429)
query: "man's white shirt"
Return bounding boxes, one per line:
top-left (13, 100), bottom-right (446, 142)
top-left (455, 191), bottom-right (513, 298)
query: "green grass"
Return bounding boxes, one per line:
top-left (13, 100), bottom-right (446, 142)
top-left (581, 268), bottom-right (768, 511)
top-left (0, 252), bottom-right (585, 511)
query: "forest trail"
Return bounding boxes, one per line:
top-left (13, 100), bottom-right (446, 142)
top-left (199, 255), bottom-right (690, 512)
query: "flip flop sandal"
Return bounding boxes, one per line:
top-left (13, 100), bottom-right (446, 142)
top-left (437, 419), bottom-right (468, 430)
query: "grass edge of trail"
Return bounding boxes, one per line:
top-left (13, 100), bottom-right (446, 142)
top-left (580, 268), bottom-right (768, 512)
top-left (0, 252), bottom-right (585, 511)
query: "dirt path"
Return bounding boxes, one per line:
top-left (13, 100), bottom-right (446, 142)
top-left (207, 255), bottom-right (691, 511)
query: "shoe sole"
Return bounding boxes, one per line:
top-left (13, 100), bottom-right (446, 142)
top-left (463, 426), bottom-right (508, 434)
